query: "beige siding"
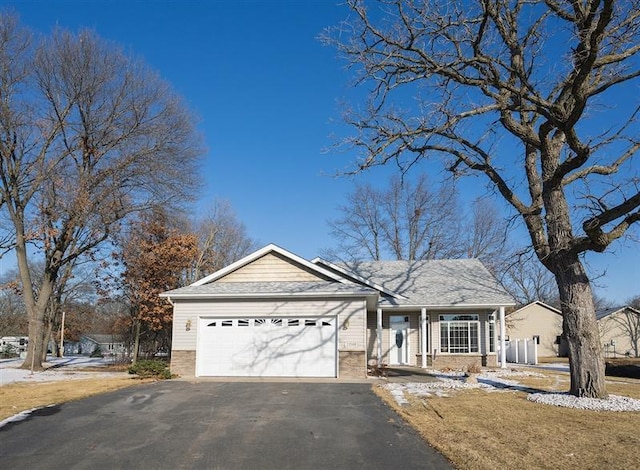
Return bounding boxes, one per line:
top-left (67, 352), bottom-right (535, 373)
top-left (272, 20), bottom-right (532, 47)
top-left (505, 303), bottom-right (563, 357)
top-left (171, 298), bottom-right (366, 352)
top-left (216, 252), bottom-right (331, 283)
top-left (599, 311), bottom-right (638, 357)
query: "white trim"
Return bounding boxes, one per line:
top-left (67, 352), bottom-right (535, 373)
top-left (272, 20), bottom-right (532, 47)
top-left (421, 308), bottom-right (427, 369)
top-left (191, 244), bottom-right (350, 286)
top-left (379, 303), bottom-right (516, 309)
top-left (160, 291), bottom-right (376, 300)
top-left (377, 308), bottom-right (383, 367)
top-left (500, 306), bottom-right (506, 368)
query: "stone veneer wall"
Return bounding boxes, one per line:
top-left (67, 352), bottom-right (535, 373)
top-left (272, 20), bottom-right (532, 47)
top-left (432, 354), bottom-right (497, 369)
top-left (339, 351), bottom-right (367, 378)
top-left (171, 350), bottom-right (196, 377)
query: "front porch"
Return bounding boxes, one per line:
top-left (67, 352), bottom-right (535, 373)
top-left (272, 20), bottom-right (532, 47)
top-left (367, 307), bottom-right (506, 370)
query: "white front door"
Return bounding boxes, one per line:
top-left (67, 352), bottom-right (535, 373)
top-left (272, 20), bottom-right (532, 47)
top-left (390, 315), bottom-right (410, 365)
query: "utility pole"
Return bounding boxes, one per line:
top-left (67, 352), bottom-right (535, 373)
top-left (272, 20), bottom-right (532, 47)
top-left (59, 310), bottom-right (65, 358)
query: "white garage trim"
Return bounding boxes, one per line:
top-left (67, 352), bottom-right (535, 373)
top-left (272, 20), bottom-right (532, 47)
top-left (196, 316), bottom-right (337, 377)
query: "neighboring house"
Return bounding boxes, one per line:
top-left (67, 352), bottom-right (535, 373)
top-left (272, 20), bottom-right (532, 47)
top-left (80, 334), bottom-right (126, 357)
top-left (597, 306), bottom-right (640, 358)
top-left (505, 301), bottom-right (567, 357)
top-left (0, 336), bottom-right (29, 356)
top-left (161, 244), bottom-right (515, 379)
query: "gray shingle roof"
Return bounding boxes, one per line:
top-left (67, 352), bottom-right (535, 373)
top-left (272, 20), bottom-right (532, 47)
top-left (337, 259), bottom-right (514, 307)
top-left (163, 281), bottom-right (377, 298)
top-left (596, 306), bottom-right (640, 320)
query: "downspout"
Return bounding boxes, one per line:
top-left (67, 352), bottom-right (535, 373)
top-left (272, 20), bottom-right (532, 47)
top-left (421, 308), bottom-right (427, 368)
top-left (377, 308), bottom-right (383, 367)
top-left (500, 306), bottom-right (506, 368)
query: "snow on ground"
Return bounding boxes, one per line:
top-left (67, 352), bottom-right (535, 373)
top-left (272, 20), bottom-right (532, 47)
top-left (0, 356), bottom-right (125, 386)
top-left (384, 368), bottom-right (640, 412)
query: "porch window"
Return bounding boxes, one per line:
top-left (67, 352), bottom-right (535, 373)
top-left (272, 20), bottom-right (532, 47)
top-left (440, 314), bottom-right (479, 353)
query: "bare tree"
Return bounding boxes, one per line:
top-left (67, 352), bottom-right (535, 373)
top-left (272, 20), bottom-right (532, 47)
top-left (186, 199), bottom-right (258, 283)
top-left (500, 250), bottom-right (559, 306)
top-left (0, 15), bottom-right (202, 369)
top-left (324, 0), bottom-right (640, 397)
top-left (328, 174), bottom-right (462, 261)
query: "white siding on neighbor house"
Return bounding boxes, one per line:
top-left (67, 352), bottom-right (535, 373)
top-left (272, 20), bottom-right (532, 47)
top-left (216, 252), bottom-right (330, 283)
top-left (172, 299), bottom-right (366, 352)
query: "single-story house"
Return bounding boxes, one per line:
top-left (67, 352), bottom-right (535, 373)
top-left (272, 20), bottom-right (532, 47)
top-left (504, 301), bottom-right (568, 357)
top-left (161, 244), bottom-right (515, 379)
top-left (597, 306), bottom-right (640, 358)
top-left (504, 302), bottom-right (640, 359)
top-left (80, 334), bottom-right (126, 357)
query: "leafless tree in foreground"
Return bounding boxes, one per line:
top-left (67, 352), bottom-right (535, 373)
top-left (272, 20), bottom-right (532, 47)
top-left (324, 0), bottom-right (640, 397)
top-left (0, 15), bottom-right (202, 370)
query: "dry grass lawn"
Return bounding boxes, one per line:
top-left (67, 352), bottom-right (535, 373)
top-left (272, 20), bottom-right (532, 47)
top-left (0, 376), bottom-right (154, 421)
top-left (375, 373), bottom-right (640, 470)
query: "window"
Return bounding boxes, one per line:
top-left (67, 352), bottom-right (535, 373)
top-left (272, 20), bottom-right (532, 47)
top-left (221, 320), bottom-right (233, 327)
top-left (533, 335), bottom-right (540, 345)
top-left (440, 314), bottom-right (479, 353)
top-left (238, 319), bottom-right (249, 327)
top-left (287, 319), bottom-right (299, 326)
top-left (271, 318), bottom-right (283, 326)
top-left (305, 319), bottom-right (316, 326)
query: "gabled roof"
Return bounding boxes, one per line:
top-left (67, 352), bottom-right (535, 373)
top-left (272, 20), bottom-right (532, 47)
top-left (509, 301), bottom-right (562, 316)
top-left (596, 305), bottom-right (640, 321)
top-left (332, 259), bottom-right (515, 307)
top-left (190, 243), bottom-right (348, 286)
top-left (311, 257), bottom-right (406, 300)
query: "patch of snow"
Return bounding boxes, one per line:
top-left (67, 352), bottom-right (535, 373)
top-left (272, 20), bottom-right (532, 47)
top-left (0, 356), bottom-right (124, 386)
top-left (0, 405), bottom-right (57, 429)
top-left (384, 369), bottom-right (640, 412)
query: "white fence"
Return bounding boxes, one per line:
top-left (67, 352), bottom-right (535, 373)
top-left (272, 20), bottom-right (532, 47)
top-left (504, 339), bottom-right (538, 365)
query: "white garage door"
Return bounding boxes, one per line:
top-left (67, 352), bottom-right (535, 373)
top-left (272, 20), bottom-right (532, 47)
top-left (197, 317), bottom-right (337, 377)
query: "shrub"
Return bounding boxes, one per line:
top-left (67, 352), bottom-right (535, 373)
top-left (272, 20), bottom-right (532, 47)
top-left (128, 359), bottom-right (172, 379)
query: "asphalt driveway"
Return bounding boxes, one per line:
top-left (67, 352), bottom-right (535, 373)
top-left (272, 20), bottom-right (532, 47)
top-left (0, 381), bottom-right (451, 469)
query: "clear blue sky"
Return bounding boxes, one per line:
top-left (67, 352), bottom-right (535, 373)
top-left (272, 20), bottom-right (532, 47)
top-left (3, 0), bottom-right (639, 302)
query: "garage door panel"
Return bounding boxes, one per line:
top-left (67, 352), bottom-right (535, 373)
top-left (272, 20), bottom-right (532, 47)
top-left (197, 317), bottom-right (337, 377)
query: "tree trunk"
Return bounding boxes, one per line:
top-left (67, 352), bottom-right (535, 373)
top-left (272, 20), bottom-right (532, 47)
top-left (132, 319), bottom-right (141, 364)
top-left (554, 255), bottom-right (608, 398)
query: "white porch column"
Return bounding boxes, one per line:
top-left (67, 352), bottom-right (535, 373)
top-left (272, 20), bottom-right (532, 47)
top-left (500, 306), bottom-right (506, 368)
top-left (377, 308), bottom-right (383, 367)
top-left (421, 308), bottom-right (427, 369)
